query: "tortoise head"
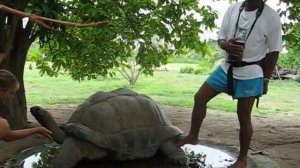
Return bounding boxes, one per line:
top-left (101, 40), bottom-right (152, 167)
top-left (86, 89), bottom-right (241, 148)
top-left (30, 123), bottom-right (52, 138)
top-left (30, 106), bottom-right (42, 116)
top-left (30, 106), bottom-right (66, 144)
top-left (30, 106), bottom-right (52, 124)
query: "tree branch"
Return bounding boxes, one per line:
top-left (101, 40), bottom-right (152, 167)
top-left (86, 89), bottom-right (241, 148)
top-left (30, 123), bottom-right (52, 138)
top-left (117, 68), bottom-right (130, 81)
top-left (0, 4), bottom-right (109, 31)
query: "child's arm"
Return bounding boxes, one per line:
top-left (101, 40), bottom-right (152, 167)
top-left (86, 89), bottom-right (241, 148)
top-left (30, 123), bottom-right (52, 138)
top-left (0, 117), bottom-right (52, 141)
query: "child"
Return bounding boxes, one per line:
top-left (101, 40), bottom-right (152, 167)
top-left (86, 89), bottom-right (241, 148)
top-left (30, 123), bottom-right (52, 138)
top-left (0, 69), bottom-right (52, 141)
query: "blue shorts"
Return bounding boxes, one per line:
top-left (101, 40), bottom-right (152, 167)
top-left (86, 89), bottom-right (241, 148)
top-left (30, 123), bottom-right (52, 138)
top-left (206, 66), bottom-right (263, 99)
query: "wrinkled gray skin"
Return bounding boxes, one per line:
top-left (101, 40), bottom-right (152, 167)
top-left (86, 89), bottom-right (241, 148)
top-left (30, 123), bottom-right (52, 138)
top-left (31, 88), bottom-right (187, 168)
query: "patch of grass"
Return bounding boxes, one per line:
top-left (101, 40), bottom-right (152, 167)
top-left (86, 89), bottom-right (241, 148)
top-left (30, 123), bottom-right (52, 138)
top-left (253, 80), bottom-right (300, 115)
top-left (24, 63), bottom-right (300, 116)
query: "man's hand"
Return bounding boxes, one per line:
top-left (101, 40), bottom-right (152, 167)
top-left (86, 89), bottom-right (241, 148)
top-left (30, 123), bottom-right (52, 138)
top-left (219, 38), bottom-right (244, 58)
top-left (263, 78), bottom-right (269, 95)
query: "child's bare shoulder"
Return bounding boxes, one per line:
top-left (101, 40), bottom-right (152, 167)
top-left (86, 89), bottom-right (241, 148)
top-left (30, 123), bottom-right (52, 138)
top-left (0, 117), bottom-right (9, 127)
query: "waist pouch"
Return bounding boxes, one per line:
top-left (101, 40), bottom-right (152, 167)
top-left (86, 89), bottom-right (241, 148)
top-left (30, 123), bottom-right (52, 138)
top-left (226, 59), bottom-right (265, 95)
top-left (226, 59), bottom-right (265, 107)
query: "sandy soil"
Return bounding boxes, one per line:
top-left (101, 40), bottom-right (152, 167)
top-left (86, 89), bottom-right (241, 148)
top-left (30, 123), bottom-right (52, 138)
top-left (0, 104), bottom-right (299, 168)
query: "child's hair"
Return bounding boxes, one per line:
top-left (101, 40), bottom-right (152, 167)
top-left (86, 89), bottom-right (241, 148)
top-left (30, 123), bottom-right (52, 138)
top-left (0, 69), bottom-right (19, 91)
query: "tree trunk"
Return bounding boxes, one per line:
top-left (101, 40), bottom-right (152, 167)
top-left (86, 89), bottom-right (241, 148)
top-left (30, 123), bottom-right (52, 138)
top-left (0, 14), bottom-right (34, 129)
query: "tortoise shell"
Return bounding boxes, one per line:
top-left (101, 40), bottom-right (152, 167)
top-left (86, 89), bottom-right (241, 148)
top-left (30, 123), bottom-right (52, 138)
top-left (62, 88), bottom-right (182, 160)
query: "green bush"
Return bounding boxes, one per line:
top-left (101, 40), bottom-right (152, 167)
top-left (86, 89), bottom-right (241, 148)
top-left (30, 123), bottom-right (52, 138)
top-left (295, 76), bottom-right (300, 83)
top-left (278, 51), bottom-right (300, 70)
top-left (194, 67), bottom-right (211, 75)
top-left (193, 68), bottom-right (202, 74)
top-left (180, 66), bottom-right (195, 73)
top-left (196, 59), bottom-right (214, 75)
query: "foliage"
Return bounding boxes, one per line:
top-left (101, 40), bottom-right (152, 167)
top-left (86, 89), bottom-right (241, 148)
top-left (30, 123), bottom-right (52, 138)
top-left (278, 0), bottom-right (300, 69)
top-left (180, 66), bottom-right (195, 74)
top-left (194, 41), bottom-right (223, 75)
top-left (4, 158), bottom-right (16, 168)
top-left (195, 60), bottom-right (214, 75)
top-left (278, 51), bottom-right (300, 70)
top-left (179, 61), bottom-right (213, 75)
top-left (32, 146), bottom-right (60, 168)
top-left (295, 76), bottom-right (300, 83)
top-left (23, 0), bottom-right (298, 81)
top-left (184, 147), bottom-right (211, 168)
top-left (24, 0), bottom-right (65, 44)
top-left (1, 0), bottom-right (64, 47)
top-left (6, 0), bottom-right (300, 83)
top-left (3, 146), bottom-right (59, 168)
top-left (178, 41), bottom-right (223, 75)
top-left (25, 0), bottom-right (218, 81)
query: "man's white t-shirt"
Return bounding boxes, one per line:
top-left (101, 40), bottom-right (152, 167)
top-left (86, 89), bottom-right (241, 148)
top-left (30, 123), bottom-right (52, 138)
top-left (218, 2), bottom-right (283, 80)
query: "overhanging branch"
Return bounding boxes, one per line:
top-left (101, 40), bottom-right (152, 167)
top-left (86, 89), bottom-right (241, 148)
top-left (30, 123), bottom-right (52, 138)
top-left (0, 4), bottom-right (109, 31)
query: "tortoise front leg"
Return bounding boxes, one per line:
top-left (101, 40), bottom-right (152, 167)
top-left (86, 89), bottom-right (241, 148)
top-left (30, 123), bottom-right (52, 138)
top-left (51, 138), bottom-right (84, 168)
top-left (51, 137), bottom-right (109, 168)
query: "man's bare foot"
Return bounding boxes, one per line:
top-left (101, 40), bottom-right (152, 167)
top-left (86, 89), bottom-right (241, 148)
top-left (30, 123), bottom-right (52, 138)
top-left (227, 159), bottom-right (247, 168)
top-left (175, 134), bottom-right (198, 147)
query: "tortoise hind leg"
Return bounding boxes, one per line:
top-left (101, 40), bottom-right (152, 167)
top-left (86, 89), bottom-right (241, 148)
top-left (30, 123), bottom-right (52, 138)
top-left (82, 141), bottom-right (109, 161)
top-left (159, 139), bottom-right (187, 166)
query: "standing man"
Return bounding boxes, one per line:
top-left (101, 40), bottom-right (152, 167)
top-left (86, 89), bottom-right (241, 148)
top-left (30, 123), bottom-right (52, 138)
top-left (176, 0), bottom-right (282, 168)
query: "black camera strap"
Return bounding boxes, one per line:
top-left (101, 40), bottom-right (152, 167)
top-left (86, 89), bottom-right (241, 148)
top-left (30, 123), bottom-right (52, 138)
top-left (233, 1), bottom-right (265, 42)
top-left (227, 1), bottom-right (265, 101)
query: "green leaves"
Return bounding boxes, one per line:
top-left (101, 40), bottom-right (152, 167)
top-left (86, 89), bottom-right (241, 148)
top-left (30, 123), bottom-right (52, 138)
top-left (37, 0), bottom-right (217, 81)
top-left (6, 0), bottom-right (300, 81)
top-left (278, 0), bottom-right (300, 69)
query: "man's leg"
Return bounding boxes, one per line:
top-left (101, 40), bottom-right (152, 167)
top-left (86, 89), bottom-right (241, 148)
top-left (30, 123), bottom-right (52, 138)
top-left (178, 82), bottom-right (220, 145)
top-left (176, 66), bottom-right (226, 147)
top-left (229, 97), bottom-right (256, 168)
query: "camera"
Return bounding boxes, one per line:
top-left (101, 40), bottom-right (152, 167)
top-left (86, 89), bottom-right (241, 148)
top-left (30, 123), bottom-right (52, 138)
top-left (228, 40), bottom-right (245, 62)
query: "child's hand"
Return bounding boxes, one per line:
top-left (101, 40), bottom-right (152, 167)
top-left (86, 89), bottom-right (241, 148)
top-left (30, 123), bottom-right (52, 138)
top-left (36, 127), bottom-right (53, 139)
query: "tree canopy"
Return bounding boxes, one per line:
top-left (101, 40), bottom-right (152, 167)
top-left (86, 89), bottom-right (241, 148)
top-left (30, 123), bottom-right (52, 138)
top-left (29, 0), bottom-right (218, 80)
top-left (31, 0), bottom-right (300, 80)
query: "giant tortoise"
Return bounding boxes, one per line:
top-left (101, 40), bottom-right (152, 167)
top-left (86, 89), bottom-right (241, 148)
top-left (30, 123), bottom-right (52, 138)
top-left (30, 88), bottom-right (187, 168)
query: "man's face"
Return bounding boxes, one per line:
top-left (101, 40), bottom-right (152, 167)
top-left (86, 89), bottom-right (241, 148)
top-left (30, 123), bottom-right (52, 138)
top-left (246, 0), bottom-right (262, 6)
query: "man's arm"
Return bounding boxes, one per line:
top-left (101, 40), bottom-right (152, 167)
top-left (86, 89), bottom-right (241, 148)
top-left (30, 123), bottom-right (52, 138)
top-left (263, 51), bottom-right (279, 78)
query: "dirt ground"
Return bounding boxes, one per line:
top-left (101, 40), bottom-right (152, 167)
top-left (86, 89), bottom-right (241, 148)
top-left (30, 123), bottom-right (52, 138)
top-left (0, 104), bottom-right (299, 168)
